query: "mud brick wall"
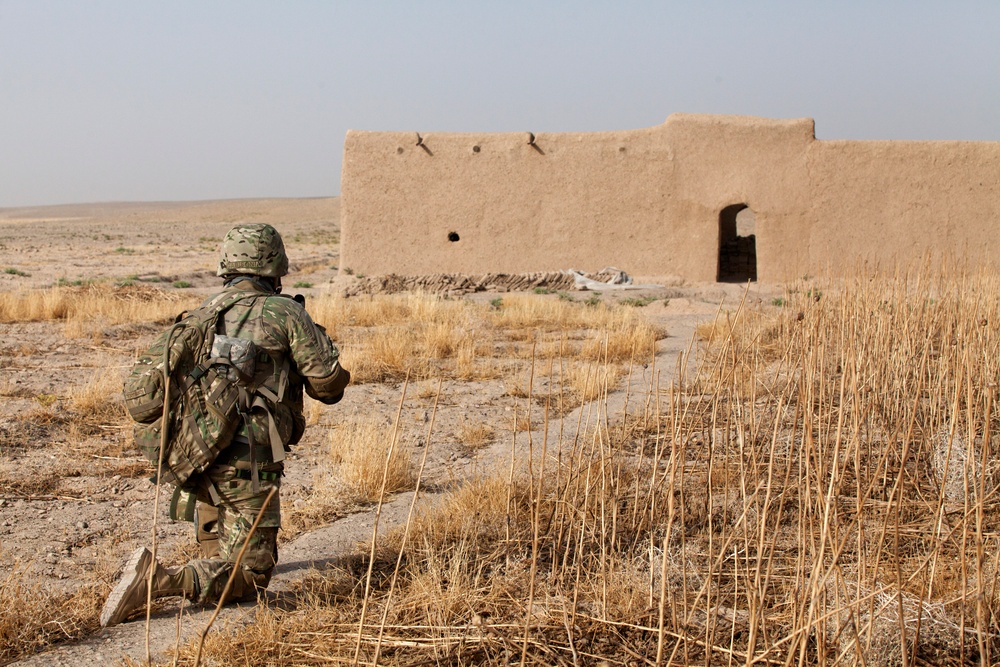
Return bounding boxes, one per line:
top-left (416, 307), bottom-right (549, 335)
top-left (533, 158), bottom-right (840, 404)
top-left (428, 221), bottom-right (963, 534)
top-left (340, 114), bottom-right (1000, 282)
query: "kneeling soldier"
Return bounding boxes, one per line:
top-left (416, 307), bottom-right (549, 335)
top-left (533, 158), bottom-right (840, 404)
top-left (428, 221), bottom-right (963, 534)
top-left (102, 223), bottom-right (349, 626)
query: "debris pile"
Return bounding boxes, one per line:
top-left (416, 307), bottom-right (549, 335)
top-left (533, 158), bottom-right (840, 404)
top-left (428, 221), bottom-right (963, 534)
top-left (343, 269), bottom-right (633, 296)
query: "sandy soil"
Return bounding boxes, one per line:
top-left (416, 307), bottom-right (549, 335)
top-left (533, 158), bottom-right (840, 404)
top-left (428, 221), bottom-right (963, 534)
top-left (0, 198), bottom-right (780, 665)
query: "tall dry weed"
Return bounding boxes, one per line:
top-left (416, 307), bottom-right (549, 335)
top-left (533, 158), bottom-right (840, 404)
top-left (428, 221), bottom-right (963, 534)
top-left (565, 361), bottom-right (624, 403)
top-left (152, 271), bottom-right (1000, 666)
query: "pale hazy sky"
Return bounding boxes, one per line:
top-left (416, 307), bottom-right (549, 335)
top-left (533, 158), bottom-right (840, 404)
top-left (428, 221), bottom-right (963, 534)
top-left (1, 1), bottom-right (997, 207)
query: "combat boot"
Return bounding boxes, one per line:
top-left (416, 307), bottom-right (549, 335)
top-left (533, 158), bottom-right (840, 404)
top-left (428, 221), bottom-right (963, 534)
top-left (100, 547), bottom-right (195, 627)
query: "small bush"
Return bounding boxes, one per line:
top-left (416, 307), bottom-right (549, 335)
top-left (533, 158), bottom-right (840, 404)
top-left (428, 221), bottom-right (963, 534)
top-left (619, 295), bottom-right (657, 307)
top-left (53, 278), bottom-right (89, 287)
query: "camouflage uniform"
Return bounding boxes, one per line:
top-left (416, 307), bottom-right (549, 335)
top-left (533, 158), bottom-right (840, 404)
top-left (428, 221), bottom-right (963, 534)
top-left (102, 223), bottom-right (349, 626)
top-left (181, 277), bottom-right (347, 602)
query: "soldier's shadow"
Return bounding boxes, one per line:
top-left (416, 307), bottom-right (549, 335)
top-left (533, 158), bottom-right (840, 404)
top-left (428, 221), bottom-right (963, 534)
top-left (263, 552), bottom-right (382, 611)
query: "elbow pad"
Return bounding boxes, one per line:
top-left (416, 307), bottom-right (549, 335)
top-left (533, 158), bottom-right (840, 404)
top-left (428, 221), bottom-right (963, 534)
top-left (305, 363), bottom-right (350, 404)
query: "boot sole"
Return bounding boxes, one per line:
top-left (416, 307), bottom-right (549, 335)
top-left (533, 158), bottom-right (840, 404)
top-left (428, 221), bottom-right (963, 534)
top-left (100, 546), bottom-right (152, 627)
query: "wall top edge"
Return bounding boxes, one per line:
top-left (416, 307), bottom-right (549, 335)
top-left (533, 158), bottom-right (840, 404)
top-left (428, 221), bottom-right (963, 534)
top-left (345, 113), bottom-right (820, 144)
top-left (664, 112), bottom-right (815, 129)
top-left (344, 114), bottom-right (999, 146)
top-left (344, 127), bottom-right (658, 142)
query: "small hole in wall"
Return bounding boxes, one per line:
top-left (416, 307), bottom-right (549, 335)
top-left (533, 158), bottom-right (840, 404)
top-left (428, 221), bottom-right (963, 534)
top-left (619, 146), bottom-right (626, 153)
top-left (447, 232), bottom-right (460, 242)
top-left (472, 145), bottom-right (481, 153)
top-left (396, 147), bottom-right (404, 154)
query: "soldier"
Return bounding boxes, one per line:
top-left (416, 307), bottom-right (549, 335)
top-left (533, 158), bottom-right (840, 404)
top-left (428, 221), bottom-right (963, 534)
top-left (101, 223), bottom-right (349, 627)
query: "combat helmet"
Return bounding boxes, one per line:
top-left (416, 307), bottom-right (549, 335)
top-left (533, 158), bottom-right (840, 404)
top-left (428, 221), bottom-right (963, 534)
top-left (217, 223), bottom-right (289, 277)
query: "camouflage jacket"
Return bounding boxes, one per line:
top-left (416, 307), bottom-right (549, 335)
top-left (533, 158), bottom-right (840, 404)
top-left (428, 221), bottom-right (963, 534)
top-left (203, 279), bottom-right (347, 452)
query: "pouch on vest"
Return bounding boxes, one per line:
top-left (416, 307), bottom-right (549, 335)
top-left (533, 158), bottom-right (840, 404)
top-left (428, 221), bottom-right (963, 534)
top-left (123, 367), bottom-right (164, 424)
top-left (210, 334), bottom-right (258, 384)
top-left (169, 486), bottom-right (198, 522)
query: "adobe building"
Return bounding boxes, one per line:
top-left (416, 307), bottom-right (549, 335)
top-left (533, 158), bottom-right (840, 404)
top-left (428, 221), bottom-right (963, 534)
top-left (340, 114), bottom-right (1000, 283)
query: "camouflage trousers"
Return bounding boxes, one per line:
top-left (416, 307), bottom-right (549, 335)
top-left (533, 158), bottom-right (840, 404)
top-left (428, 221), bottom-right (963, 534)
top-left (183, 465), bottom-right (281, 605)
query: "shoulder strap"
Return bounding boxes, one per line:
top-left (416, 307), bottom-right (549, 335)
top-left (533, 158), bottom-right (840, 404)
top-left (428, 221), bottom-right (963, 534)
top-left (198, 289), bottom-right (262, 323)
top-left (192, 290), bottom-right (266, 362)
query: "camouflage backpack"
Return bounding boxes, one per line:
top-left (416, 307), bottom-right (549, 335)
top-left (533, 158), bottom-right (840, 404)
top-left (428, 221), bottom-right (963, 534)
top-left (123, 290), bottom-right (266, 487)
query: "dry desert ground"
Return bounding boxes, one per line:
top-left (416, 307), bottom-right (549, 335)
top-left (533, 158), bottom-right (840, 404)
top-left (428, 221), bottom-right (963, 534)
top-left (1, 199), bottom-right (998, 666)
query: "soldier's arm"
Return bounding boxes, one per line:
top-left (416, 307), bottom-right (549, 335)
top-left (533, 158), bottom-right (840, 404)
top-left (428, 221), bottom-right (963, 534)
top-left (304, 364), bottom-right (350, 404)
top-left (265, 297), bottom-right (350, 402)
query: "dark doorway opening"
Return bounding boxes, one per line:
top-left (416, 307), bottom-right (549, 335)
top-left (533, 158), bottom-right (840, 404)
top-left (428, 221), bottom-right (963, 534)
top-left (717, 204), bottom-right (757, 282)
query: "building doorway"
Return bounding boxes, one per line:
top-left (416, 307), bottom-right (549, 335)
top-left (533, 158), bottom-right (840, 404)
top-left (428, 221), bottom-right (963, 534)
top-left (717, 204), bottom-right (757, 282)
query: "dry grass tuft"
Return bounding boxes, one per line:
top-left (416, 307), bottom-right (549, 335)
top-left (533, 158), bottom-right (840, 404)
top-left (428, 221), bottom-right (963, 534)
top-left (68, 364), bottom-right (127, 423)
top-left (503, 377), bottom-right (531, 398)
top-left (0, 407), bottom-right (67, 454)
top-left (580, 317), bottom-right (659, 363)
top-left (310, 292), bottom-right (470, 332)
top-left (282, 472), bottom-right (351, 541)
top-left (0, 284), bottom-right (197, 325)
top-left (340, 328), bottom-right (425, 383)
top-left (329, 418), bottom-right (413, 502)
top-left (312, 291), bottom-right (660, 384)
top-left (0, 567), bottom-right (106, 662)
top-left (456, 421), bottom-right (495, 451)
top-left (514, 411), bottom-right (533, 432)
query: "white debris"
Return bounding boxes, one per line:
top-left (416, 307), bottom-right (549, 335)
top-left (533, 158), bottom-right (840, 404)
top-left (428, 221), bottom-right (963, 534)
top-left (568, 267), bottom-right (661, 291)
